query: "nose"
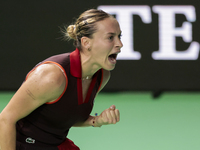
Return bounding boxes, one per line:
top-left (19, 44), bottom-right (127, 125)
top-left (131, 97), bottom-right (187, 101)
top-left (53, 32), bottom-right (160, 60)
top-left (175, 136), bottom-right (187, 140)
top-left (119, 39), bottom-right (123, 48)
top-left (116, 38), bottom-right (123, 49)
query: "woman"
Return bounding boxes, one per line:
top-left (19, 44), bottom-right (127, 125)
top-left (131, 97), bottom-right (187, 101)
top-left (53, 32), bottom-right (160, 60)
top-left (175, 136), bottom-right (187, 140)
top-left (0, 9), bottom-right (123, 150)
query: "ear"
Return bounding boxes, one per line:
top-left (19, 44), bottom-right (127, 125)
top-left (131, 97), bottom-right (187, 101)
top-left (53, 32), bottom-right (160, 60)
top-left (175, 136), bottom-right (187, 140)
top-left (81, 36), bottom-right (91, 50)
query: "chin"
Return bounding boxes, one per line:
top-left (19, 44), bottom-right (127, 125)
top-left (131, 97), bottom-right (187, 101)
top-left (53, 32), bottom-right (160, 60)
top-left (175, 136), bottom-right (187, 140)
top-left (104, 65), bottom-right (116, 71)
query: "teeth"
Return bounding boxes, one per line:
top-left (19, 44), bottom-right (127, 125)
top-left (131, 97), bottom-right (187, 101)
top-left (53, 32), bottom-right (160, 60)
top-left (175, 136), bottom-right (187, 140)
top-left (108, 51), bottom-right (120, 63)
top-left (108, 54), bottom-right (117, 64)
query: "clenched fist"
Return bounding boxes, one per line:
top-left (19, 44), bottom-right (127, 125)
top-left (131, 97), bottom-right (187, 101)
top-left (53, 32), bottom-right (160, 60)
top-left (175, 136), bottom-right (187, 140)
top-left (93, 105), bottom-right (120, 127)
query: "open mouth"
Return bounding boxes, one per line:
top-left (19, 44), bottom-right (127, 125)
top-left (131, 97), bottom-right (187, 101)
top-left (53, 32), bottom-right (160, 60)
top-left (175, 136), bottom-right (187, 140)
top-left (108, 53), bottom-right (118, 64)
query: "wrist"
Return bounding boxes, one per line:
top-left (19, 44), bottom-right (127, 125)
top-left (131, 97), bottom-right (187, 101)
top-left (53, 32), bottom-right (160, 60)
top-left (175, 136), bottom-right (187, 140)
top-left (92, 113), bottom-right (102, 127)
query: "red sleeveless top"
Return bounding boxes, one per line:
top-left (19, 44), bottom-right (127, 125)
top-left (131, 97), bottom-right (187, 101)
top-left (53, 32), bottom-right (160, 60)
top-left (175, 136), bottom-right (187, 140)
top-left (16, 49), bottom-right (103, 147)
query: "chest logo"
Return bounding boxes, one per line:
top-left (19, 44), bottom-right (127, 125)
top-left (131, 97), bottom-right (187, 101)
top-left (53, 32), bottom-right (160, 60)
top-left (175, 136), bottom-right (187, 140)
top-left (25, 137), bottom-right (35, 144)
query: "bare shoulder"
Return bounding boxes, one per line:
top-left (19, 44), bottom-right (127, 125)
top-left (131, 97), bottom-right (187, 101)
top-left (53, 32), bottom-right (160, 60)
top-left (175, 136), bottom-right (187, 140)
top-left (30, 63), bottom-right (66, 81)
top-left (0, 63), bottom-right (67, 123)
top-left (30, 63), bottom-right (66, 83)
top-left (27, 63), bottom-right (67, 101)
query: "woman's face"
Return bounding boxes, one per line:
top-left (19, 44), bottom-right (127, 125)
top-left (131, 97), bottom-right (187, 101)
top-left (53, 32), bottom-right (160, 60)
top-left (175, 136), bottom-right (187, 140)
top-left (89, 17), bottom-right (123, 71)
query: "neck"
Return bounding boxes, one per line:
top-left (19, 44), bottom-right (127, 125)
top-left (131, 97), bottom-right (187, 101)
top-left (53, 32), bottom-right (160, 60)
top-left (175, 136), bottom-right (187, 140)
top-left (82, 75), bottom-right (92, 80)
top-left (80, 51), bottom-right (101, 79)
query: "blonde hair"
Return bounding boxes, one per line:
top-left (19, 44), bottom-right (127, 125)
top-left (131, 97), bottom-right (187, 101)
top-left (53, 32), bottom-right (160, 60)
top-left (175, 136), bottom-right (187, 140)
top-left (63, 9), bottom-right (112, 50)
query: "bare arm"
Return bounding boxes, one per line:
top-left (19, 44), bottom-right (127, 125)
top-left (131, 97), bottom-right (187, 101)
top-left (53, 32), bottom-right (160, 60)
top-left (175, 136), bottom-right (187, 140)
top-left (0, 64), bottom-right (66, 150)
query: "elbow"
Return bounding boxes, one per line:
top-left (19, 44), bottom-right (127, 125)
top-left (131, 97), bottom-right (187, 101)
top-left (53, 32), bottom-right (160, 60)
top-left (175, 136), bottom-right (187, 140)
top-left (0, 113), bottom-right (5, 130)
top-left (0, 114), bottom-right (6, 128)
top-left (0, 113), bottom-right (4, 125)
top-left (0, 114), bottom-right (16, 130)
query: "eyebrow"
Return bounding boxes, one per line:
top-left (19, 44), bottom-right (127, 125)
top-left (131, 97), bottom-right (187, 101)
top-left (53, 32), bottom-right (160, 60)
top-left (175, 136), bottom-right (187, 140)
top-left (106, 31), bottom-right (122, 36)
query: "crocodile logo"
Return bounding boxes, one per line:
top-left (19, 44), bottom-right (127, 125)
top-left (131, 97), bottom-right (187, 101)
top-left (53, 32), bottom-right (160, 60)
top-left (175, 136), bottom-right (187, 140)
top-left (25, 137), bottom-right (35, 144)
